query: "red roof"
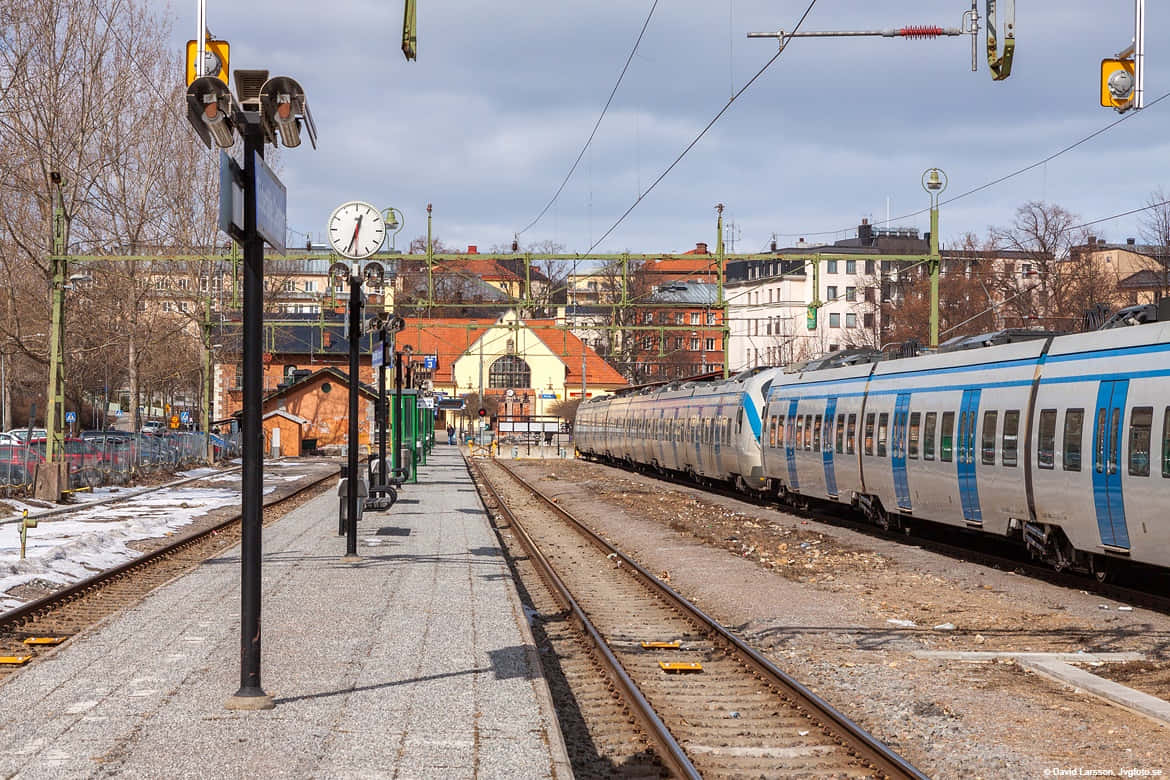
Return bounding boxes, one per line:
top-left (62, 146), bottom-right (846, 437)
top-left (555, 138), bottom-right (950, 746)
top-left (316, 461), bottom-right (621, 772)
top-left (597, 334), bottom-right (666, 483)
top-left (392, 318), bottom-right (628, 388)
top-left (643, 257), bottom-right (717, 277)
top-left (430, 258), bottom-right (525, 282)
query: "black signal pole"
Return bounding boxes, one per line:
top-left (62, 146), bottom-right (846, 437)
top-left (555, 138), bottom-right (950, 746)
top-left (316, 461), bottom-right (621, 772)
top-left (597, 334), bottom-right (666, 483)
top-left (377, 331), bottom-right (389, 490)
top-left (393, 350), bottom-right (403, 480)
top-left (228, 116), bottom-right (273, 710)
top-left (344, 271), bottom-right (362, 561)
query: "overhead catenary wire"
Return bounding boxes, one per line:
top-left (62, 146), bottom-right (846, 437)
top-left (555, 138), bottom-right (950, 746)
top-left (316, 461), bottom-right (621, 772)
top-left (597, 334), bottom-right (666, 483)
top-left (587, 0), bottom-right (821, 254)
top-left (776, 90), bottom-right (1170, 239)
top-left (516, 0), bottom-right (661, 237)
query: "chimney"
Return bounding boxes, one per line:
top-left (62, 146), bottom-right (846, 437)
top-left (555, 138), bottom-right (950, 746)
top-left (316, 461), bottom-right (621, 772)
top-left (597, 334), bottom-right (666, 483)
top-left (467, 245), bottom-right (478, 254)
top-left (695, 242), bottom-right (708, 254)
top-left (1127, 237), bottom-right (1136, 245)
top-left (858, 218), bottom-right (874, 247)
top-left (1088, 235), bottom-right (1096, 245)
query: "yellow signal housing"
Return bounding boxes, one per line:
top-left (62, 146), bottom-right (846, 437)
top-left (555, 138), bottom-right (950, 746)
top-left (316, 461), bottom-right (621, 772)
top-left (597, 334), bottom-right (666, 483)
top-left (1101, 58), bottom-right (1135, 109)
top-left (186, 40), bottom-right (230, 86)
top-left (402, 0), bottom-right (417, 61)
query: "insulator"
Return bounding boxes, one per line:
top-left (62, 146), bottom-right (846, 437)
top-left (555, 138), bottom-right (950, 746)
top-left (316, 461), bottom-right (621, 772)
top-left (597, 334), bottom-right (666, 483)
top-left (898, 25), bottom-right (945, 39)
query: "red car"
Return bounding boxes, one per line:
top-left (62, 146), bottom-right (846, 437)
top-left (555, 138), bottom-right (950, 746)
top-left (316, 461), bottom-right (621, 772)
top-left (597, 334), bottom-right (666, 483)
top-left (27, 438), bottom-right (107, 486)
top-left (0, 443), bottom-right (45, 485)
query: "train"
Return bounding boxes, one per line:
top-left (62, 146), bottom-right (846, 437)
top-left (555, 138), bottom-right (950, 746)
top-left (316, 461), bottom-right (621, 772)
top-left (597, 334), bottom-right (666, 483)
top-left (574, 315), bottom-right (1170, 579)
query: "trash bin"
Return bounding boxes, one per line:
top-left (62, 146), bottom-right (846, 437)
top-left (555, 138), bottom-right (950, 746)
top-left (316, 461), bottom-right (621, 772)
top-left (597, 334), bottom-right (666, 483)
top-left (337, 465), bottom-right (369, 535)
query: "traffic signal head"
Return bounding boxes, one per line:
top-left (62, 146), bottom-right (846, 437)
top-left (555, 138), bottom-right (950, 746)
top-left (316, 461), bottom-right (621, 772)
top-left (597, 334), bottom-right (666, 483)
top-left (478, 407), bottom-right (487, 418)
top-left (259, 75), bottom-right (317, 149)
top-left (185, 76), bottom-right (237, 149)
top-left (1101, 59), bottom-right (1136, 109)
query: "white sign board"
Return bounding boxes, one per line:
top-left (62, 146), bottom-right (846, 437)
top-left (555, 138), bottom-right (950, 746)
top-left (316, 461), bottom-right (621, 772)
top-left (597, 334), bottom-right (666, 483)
top-left (253, 151), bottom-right (287, 252)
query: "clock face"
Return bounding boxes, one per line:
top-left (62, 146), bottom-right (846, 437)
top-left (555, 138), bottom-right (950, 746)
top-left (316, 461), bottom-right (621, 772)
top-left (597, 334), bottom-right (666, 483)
top-left (328, 201), bottom-right (385, 259)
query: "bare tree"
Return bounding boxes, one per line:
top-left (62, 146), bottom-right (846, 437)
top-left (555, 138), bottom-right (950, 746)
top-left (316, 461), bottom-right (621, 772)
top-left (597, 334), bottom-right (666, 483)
top-left (1139, 188), bottom-right (1170, 301)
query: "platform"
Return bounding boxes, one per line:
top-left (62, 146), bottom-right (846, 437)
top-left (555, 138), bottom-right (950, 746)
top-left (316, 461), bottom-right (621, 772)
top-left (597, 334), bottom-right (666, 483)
top-left (0, 445), bottom-right (570, 778)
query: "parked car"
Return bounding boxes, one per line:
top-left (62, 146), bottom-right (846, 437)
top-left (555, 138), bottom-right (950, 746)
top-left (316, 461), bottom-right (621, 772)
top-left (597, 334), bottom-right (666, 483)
top-left (141, 421), bottom-right (164, 433)
top-left (27, 437), bottom-right (106, 487)
top-left (7, 428), bottom-right (47, 442)
top-left (0, 443), bottom-right (44, 485)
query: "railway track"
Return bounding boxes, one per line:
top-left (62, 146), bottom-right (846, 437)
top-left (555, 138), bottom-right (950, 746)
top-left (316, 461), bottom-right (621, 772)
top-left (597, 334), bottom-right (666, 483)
top-left (0, 471), bottom-right (335, 677)
top-left (470, 456), bottom-right (925, 779)
top-left (594, 456), bottom-right (1170, 616)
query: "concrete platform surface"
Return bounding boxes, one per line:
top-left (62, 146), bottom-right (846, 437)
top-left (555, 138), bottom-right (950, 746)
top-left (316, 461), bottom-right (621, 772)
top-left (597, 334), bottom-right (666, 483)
top-left (0, 446), bottom-right (570, 779)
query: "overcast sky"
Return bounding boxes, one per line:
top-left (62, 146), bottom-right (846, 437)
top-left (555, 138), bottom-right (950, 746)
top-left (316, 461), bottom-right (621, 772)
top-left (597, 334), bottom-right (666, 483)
top-left (168, 2), bottom-right (1168, 254)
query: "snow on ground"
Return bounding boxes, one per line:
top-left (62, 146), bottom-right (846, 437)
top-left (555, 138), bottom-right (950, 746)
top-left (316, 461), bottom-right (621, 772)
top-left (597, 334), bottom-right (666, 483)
top-left (0, 485), bottom-right (239, 612)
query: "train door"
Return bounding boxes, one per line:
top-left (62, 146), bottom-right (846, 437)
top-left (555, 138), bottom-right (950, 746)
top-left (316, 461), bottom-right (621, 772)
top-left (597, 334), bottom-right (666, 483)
top-left (822, 397), bottom-right (838, 498)
top-left (892, 393), bottom-right (912, 511)
top-left (956, 389), bottom-right (982, 524)
top-left (784, 398), bottom-right (800, 490)
top-left (1092, 379), bottom-right (1131, 549)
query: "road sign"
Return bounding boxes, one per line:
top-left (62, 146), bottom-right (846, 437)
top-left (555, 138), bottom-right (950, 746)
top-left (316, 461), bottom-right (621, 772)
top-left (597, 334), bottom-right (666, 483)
top-left (423, 355), bottom-right (437, 370)
top-left (185, 39), bottom-right (230, 85)
top-left (540, 393), bottom-right (556, 400)
top-left (371, 343), bottom-right (383, 368)
top-left (170, 415), bottom-right (180, 429)
top-left (253, 151), bottom-right (287, 252)
top-left (64, 411), bottom-right (76, 423)
top-left (115, 409), bottom-right (123, 417)
top-left (416, 397), bottom-right (435, 409)
top-left (180, 411), bottom-right (191, 424)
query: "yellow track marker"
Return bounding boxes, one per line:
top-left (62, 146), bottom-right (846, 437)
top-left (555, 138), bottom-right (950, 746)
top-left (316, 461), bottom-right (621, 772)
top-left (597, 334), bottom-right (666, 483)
top-left (23, 637), bottom-right (67, 646)
top-left (641, 641), bottom-right (681, 649)
top-left (0, 655), bottom-right (33, 665)
top-left (659, 662), bottom-right (702, 673)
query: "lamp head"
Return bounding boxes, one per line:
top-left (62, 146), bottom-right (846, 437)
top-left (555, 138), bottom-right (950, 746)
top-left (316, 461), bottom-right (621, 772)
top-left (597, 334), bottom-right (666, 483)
top-left (329, 261), bottom-right (351, 287)
top-left (922, 167), bottom-right (947, 195)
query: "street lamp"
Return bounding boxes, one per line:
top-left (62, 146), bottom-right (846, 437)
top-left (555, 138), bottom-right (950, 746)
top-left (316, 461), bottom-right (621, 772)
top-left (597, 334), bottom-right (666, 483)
top-left (922, 167), bottom-right (948, 349)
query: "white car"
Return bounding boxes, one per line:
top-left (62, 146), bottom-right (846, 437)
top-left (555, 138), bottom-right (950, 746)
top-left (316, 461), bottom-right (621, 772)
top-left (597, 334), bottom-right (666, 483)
top-left (6, 428), bottom-right (46, 442)
top-left (141, 421), bottom-right (164, 433)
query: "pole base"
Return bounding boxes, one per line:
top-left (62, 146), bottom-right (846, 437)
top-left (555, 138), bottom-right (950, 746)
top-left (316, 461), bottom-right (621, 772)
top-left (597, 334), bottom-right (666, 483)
top-left (340, 553), bottom-right (363, 563)
top-left (225, 689), bottom-right (275, 710)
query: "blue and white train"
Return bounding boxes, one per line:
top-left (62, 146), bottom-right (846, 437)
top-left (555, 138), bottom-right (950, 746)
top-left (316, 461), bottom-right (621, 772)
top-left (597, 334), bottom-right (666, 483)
top-left (575, 320), bottom-right (1170, 577)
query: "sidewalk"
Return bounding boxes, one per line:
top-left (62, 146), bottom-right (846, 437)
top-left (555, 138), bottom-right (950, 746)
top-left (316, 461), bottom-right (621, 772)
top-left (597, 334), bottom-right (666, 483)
top-left (0, 447), bottom-right (569, 778)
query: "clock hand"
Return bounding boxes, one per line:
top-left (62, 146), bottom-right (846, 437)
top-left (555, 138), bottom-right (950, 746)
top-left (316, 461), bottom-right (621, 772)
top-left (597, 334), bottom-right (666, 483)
top-left (347, 215), bottom-right (363, 253)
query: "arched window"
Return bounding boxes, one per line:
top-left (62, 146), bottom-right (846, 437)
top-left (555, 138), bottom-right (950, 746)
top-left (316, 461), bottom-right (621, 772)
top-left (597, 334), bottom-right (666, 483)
top-left (488, 355), bottom-right (530, 389)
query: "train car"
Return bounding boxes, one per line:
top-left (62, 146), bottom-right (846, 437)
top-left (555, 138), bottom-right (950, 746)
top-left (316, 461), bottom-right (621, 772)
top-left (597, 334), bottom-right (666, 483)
top-left (576, 314), bottom-right (1170, 577)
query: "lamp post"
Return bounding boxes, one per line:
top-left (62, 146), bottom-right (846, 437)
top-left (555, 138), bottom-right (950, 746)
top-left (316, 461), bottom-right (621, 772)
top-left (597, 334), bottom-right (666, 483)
top-left (383, 207), bottom-right (404, 253)
top-left (922, 167), bottom-right (947, 349)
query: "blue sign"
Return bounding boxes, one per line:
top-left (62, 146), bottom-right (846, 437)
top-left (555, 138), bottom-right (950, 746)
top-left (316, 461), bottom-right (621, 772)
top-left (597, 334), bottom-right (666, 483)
top-left (423, 355), bottom-right (438, 370)
top-left (180, 411), bottom-right (191, 423)
top-left (64, 411), bottom-right (77, 423)
top-left (371, 342), bottom-right (383, 368)
top-left (540, 393), bottom-right (556, 400)
top-left (253, 151), bottom-right (287, 252)
top-left (115, 409), bottom-right (123, 417)
top-left (218, 152), bottom-right (244, 242)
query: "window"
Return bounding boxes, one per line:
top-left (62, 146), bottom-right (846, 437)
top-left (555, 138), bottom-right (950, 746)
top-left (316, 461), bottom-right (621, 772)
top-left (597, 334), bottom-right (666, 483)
top-left (1063, 409), bottom-right (1083, 471)
top-left (1163, 408), bottom-right (1170, 477)
top-left (827, 285), bottom-right (838, 300)
top-left (769, 415), bottom-right (778, 447)
top-left (829, 313), bottom-right (841, 328)
top-left (488, 355), bottom-right (531, 389)
top-left (1038, 409), bottom-right (1057, 469)
top-left (940, 411), bottom-right (955, 462)
top-left (846, 259), bottom-right (857, 274)
top-left (847, 414), bottom-right (857, 454)
top-left (827, 260), bottom-right (838, 273)
top-left (304, 280), bottom-right (318, 292)
top-left (864, 413), bottom-right (875, 455)
top-left (706, 312), bottom-right (716, 325)
top-left (836, 413), bottom-right (845, 454)
top-left (1002, 410), bottom-right (1020, 467)
top-left (908, 412), bottom-right (921, 458)
top-left (845, 313), bottom-right (857, 328)
top-left (804, 415), bottom-right (813, 450)
top-left (981, 411), bottom-right (998, 464)
top-left (705, 338), bottom-right (715, 351)
top-left (643, 312), bottom-right (653, 324)
top-left (813, 415), bottom-right (822, 452)
top-left (690, 312), bottom-right (700, 325)
top-left (795, 416), bottom-right (804, 450)
top-left (1129, 407), bottom-right (1153, 476)
top-left (846, 286), bottom-right (857, 302)
top-left (923, 412), bottom-right (937, 460)
top-left (864, 287), bottom-right (875, 303)
top-left (863, 312), bottom-right (875, 329)
top-left (877, 413), bottom-right (889, 457)
top-left (690, 337), bottom-right (700, 351)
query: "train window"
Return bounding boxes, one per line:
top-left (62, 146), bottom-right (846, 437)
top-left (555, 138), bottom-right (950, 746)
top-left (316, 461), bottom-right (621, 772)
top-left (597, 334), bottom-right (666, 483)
top-left (795, 415), bottom-right (804, 450)
top-left (923, 412), bottom-right (937, 460)
top-left (768, 416), bottom-right (776, 447)
top-left (864, 414), bottom-right (875, 455)
top-left (847, 414), bottom-right (857, 454)
top-left (1129, 407), bottom-right (1152, 477)
top-left (1002, 410), bottom-right (1020, 467)
top-left (876, 413), bottom-right (889, 457)
top-left (981, 411), bottom-right (998, 465)
top-left (836, 413), bottom-right (845, 454)
top-left (1163, 407), bottom-right (1170, 478)
top-left (777, 415), bottom-right (785, 446)
top-left (1037, 409), bottom-right (1057, 469)
top-left (804, 415), bottom-right (813, 450)
top-left (1063, 409), bottom-right (1083, 471)
top-left (736, 407), bottom-right (743, 434)
top-left (813, 415), bottom-right (822, 452)
top-left (940, 411), bottom-right (955, 462)
top-left (908, 412), bottom-right (921, 459)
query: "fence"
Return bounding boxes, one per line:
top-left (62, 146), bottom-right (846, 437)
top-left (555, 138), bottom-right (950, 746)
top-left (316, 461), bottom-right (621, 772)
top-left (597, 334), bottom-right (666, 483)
top-left (0, 430), bottom-right (242, 496)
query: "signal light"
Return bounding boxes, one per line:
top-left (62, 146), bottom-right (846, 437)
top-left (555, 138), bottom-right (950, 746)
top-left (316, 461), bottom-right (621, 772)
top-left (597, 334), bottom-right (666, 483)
top-left (478, 407), bottom-right (487, 418)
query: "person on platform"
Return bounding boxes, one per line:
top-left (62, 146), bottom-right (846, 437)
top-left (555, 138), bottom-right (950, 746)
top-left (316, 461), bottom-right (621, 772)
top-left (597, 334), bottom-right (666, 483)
top-left (447, 424), bottom-right (456, 445)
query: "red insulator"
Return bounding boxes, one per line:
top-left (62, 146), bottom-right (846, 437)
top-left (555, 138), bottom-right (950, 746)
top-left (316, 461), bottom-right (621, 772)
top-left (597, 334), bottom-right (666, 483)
top-left (898, 25), bottom-right (944, 39)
